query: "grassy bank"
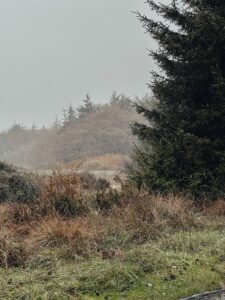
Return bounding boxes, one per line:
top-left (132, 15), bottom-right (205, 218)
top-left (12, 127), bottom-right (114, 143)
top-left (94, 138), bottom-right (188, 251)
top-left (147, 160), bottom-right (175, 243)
top-left (1, 226), bottom-right (225, 299)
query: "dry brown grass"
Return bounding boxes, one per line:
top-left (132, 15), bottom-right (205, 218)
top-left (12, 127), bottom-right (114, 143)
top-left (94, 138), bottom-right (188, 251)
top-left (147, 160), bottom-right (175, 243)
top-left (44, 170), bottom-right (82, 199)
top-left (0, 178), bottom-right (211, 268)
top-left (10, 170), bottom-right (84, 222)
top-left (25, 192), bottom-right (197, 257)
top-left (0, 203), bottom-right (14, 224)
top-left (0, 226), bottom-right (26, 268)
top-left (27, 216), bottom-right (94, 257)
top-left (116, 193), bottom-right (196, 241)
top-left (203, 199), bottom-right (225, 216)
top-left (0, 161), bottom-right (223, 272)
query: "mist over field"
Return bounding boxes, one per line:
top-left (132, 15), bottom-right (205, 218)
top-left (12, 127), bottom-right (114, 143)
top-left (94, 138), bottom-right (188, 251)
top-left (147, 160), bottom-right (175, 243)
top-left (0, 0), bottom-right (155, 169)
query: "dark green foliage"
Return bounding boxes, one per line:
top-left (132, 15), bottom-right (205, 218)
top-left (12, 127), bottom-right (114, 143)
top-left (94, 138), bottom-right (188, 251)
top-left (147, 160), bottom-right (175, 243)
top-left (0, 161), bottom-right (16, 173)
top-left (0, 161), bottom-right (40, 203)
top-left (50, 195), bottom-right (83, 218)
top-left (96, 178), bottom-right (111, 191)
top-left (95, 177), bottom-right (118, 210)
top-left (131, 0), bottom-right (225, 200)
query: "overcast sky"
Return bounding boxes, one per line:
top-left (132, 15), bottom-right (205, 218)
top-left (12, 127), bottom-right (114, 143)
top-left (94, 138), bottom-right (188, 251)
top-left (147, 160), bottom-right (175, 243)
top-left (0, 0), bottom-right (155, 130)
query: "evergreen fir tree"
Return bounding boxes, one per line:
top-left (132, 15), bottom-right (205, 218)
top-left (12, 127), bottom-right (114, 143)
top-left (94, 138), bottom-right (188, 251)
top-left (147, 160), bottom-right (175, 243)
top-left (131, 0), bottom-right (225, 200)
top-left (53, 115), bottom-right (61, 129)
top-left (67, 104), bottom-right (76, 123)
top-left (77, 94), bottom-right (96, 118)
top-left (62, 107), bottom-right (68, 125)
top-left (110, 91), bottom-right (131, 109)
top-left (61, 105), bottom-right (76, 126)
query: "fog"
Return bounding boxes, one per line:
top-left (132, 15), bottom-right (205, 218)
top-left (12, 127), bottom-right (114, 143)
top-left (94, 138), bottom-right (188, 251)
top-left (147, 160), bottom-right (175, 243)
top-left (0, 0), bottom-right (155, 130)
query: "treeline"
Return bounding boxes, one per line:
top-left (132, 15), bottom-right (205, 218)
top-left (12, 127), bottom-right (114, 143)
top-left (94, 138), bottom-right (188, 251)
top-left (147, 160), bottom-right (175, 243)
top-left (0, 93), bottom-right (147, 169)
top-left (53, 92), bottom-right (132, 128)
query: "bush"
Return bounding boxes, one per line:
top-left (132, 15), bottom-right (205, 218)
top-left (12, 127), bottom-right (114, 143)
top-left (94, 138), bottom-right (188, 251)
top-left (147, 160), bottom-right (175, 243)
top-left (42, 170), bottom-right (119, 216)
top-left (43, 170), bottom-right (88, 218)
top-left (79, 172), bottom-right (97, 190)
top-left (0, 161), bottom-right (40, 204)
top-left (96, 188), bottom-right (120, 211)
top-left (96, 178), bottom-right (110, 191)
top-left (50, 194), bottom-right (90, 218)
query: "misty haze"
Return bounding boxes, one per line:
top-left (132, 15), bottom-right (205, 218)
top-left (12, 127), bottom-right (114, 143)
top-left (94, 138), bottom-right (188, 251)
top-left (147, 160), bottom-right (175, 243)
top-left (0, 0), bottom-right (153, 169)
top-left (1, 0), bottom-right (152, 130)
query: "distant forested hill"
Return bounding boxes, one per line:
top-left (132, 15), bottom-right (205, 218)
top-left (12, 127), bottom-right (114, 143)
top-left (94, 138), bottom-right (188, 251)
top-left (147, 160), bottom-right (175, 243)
top-left (0, 94), bottom-right (147, 169)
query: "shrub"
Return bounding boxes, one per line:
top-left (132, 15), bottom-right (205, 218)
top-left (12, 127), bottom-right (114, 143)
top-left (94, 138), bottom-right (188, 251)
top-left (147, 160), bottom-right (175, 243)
top-left (96, 188), bottom-right (120, 211)
top-left (50, 194), bottom-right (92, 218)
top-left (0, 162), bottom-right (15, 172)
top-left (96, 178), bottom-right (110, 191)
top-left (42, 170), bottom-right (83, 218)
top-left (79, 171), bottom-right (97, 190)
top-left (42, 170), bottom-right (119, 216)
top-left (0, 161), bottom-right (40, 204)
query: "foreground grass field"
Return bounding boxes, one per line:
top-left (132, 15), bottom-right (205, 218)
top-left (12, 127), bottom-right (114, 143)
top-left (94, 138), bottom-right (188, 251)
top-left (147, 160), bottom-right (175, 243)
top-left (1, 226), bottom-right (225, 299)
top-left (1, 166), bottom-right (225, 299)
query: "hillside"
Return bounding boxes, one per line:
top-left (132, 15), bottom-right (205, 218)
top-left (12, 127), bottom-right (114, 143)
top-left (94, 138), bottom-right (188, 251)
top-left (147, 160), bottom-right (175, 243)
top-left (0, 95), bottom-right (144, 169)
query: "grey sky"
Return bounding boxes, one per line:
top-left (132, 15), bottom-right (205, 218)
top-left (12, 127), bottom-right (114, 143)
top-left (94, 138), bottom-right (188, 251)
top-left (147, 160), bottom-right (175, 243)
top-left (0, 0), bottom-right (155, 130)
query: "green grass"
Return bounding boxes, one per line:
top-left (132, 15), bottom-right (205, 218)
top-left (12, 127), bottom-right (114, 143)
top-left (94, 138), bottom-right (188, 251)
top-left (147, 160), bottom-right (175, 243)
top-left (1, 228), bottom-right (225, 300)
